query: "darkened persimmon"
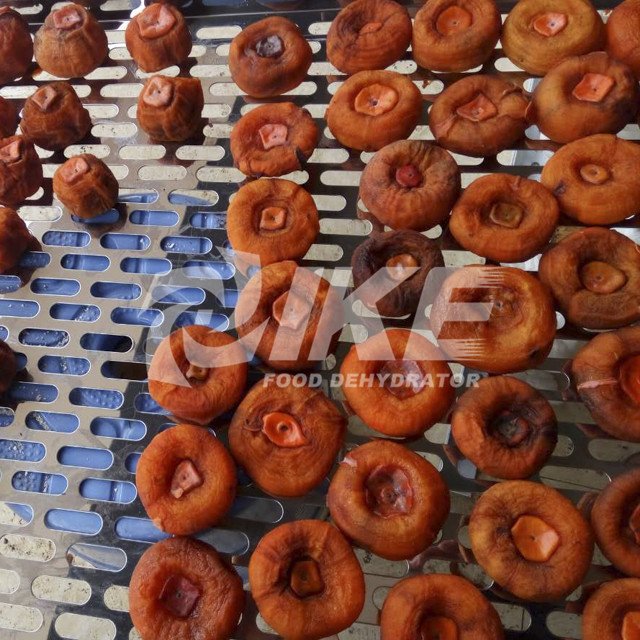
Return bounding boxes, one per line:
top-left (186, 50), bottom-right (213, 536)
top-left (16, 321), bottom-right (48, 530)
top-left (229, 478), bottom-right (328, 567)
top-left (53, 154), bottom-right (118, 219)
top-left (0, 8), bottom-right (33, 84)
top-left (227, 178), bottom-right (319, 271)
top-left (539, 228), bottom-right (640, 330)
top-left (129, 536), bottom-right (244, 640)
top-left (502, 0), bottom-right (604, 76)
top-left (326, 69), bottom-right (422, 151)
top-left (359, 140), bottom-right (460, 231)
top-left (540, 134), bottom-right (640, 225)
top-left (340, 329), bottom-right (454, 437)
top-left (412, 0), bottom-right (501, 72)
top-left (125, 3), bottom-right (191, 73)
top-left (229, 376), bottom-right (346, 497)
top-left (380, 574), bottom-right (505, 640)
top-left (607, 0), bottom-right (640, 78)
top-left (235, 260), bottom-right (342, 370)
top-left (230, 102), bottom-right (319, 177)
top-left (0, 207), bottom-right (31, 274)
top-left (147, 325), bottom-right (248, 426)
top-left (326, 0), bottom-right (412, 74)
top-left (0, 98), bottom-right (17, 140)
top-left (429, 75), bottom-right (529, 157)
top-left (136, 424), bottom-right (236, 536)
top-left (469, 480), bottom-right (594, 602)
top-left (351, 230), bottom-right (444, 317)
top-left (451, 376), bottom-right (558, 479)
top-left (229, 16), bottom-right (312, 97)
top-left (34, 4), bottom-right (108, 78)
top-left (0, 339), bottom-right (16, 394)
top-left (571, 326), bottom-right (640, 442)
top-left (137, 75), bottom-right (204, 142)
top-left (591, 469), bottom-right (640, 577)
top-left (582, 579), bottom-right (640, 640)
top-left (20, 82), bottom-right (91, 151)
top-left (430, 266), bottom-right (556, 374)
top-left (249, 520), bottom-right (365, 640)
top-left (450, 173), bottom-right (559, 263)
top-left (328, 440), bottom-right (450, 560)
top-left (528, 52), bottom-right (639, 144)
top-left (0, 135), bottom-right (43, 207)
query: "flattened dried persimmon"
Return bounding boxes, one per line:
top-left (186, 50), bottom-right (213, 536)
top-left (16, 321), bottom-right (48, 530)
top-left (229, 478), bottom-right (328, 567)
top-left (229, 376), bottom-right (346, 497)
top-left (451, 376), bottom-right (558, 479)
top-left (326, 70), bottom-right (422, 151)
top-left (227, 178), bottom-right (319, 271)
top-left (430, 266), bottom-right (556, 374)
top-left (137, 75), bottom-right (204, 142)
top-left (0, 98), bottom-right (17, 140)
top-left (326, 0), bottom-right (412, 74)
top-left (235, 260), bottom-right (342, 370)
top-left (340, 329), bottom-right (454, 437)
top-left (449, 173), bottom-right (559, 263)
top-left (528, 52), bottom-right (638, 144)
top-left (328, 439), bottom-right (450, 560)
top-left (572, 326), bottom-right (640, 441)
top-left (0, 339), bottom-right (16, 394)
top-left (34, 4), bottom-right (108, 78)
top-left (380, 574), bottom-right (505, 639)
top-left (607, 0), bottom-right (640, 79)
top-left (229, 16), bottom-right (312, 97)
top-left (249, 520), bottom-right (365, 640)
top-left (359, 140), bottom-right (460, 231)
top-left (53, 154), bottom-right (118, 219)
top-left (540, 134), bottom-right (640, 225)
top-left (136, 424), bottom-right (236, 535)
top-left (591, 469), bottom-right (640, 577)
top-left (351, 230), bottom-right (444, 317)
top-left (539, 228), bottom-right (640, 329)
top-left (125, 3), bottom-right (192, 73)
top-left (469, 480), bottom-right (594, 601)
top-left (0, 135), bottom-right (43, 208)
top-left (20, 82), bottom-right (91, 152)
top-left (231, 102), bottom-right (319, 177)
top-left (129, 537), bottom-right (244, 640)
top-left (429, 75), bottom-right (529, 157)
top-left (413, 0), bottom-right (501, 72)
top-left (582, 579), bottom-right (640, 640)
top-left (502, 0), bottom-right (604, 76)
top-left (0, 8), bottom-right (33, 84)
top-left (0, 207), bottom-right (32, 275)
top-left (147, 325), bottom-right (248, 426)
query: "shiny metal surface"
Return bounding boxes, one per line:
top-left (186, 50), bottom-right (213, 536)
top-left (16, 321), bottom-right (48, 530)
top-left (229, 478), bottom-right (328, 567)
top-left (0, 1), bottom-right (637, 639)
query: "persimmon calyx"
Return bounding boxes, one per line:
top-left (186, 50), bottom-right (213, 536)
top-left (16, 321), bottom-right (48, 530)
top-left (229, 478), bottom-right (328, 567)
top-left (32, 85), bottom-right (59, 112)
top-left (262, 411), bottom-right (309, 448)
top-left (186, 364), bottom-right (209, 382)
top-left (421, 616), bottom-right (459, 640)
top-left (365, 464), bottom-right (414, 518)
top-left (359, 21), bottom-right (383, 35)
top-left (579, 163), bottom-right (610, 185)
top-left (170, 459), bottom-right (203, 499)
top-left (60, 156), bottom-right (90, 184)
top-left (489, 202), bottom-right (524, 229)
top-left (259, 206), bottom-right (287, 231)
top-left (395, 164), bottom-right (423, 188)
top-left (143, 77), bottom-right (174, 108)
top-left (580, 261), bottom-right (627, 294)
top-left (259, 123), bottom-right (288, 150)
top-left (158, 574), bottom-right (201, 618)
top-left (0, 139), bottom-right (22, 164)
top-left (139, 4), bottom-right (177, 39)
top-left (53, 6), bottom-right (83, 30)
top-left (289, 559), bottom-right (324, 598)
top-left (271, 289), bottom-right (311, 331)
top-left (532, 12), bottom-right (567, 37)
top-left (436, 6), bottom-right (472, 36)
top-left (354, 84), bottom-right (399, 116)
top-left (385, 253), bottom-right (419, 282)
top-left (380, 359), bottom-right (424, 399)
top-left (572, 74), bottom-right (616, 103)
top-left (456, 93), bottom-right (498, 122)
top-left (493, 410), bottom-right (531, 446)
top-left (511, 514), bottom-right (560, 562)
top-left (255, 35), bottom-right (284, 58)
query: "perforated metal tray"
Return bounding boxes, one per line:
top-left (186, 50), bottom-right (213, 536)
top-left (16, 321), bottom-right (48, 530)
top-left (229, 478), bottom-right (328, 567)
top-left (0, 1), bottom-right (638, 638)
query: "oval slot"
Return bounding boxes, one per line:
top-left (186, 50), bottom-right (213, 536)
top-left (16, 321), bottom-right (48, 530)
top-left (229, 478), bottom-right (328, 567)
top-left (12, 471), bottom-right (67, 495)
top-left (79, 478), bottom-right (136, 504)
top-left (68, 389), bottom-right (124, 411)
top-left (26, 411), bottom-right (79, 433)
top-left (90, 417), bottom-right (145, 441)
top-left (38, 356), bottom-right (90, 376)
top-left (57, 446), bottom-right (114, 470)
top-left (45, 509), bottom-right (102, 535)
top-left (0, 439), bottom-right (45, 462)
top-left (50, 303), bottom-right (100, 322)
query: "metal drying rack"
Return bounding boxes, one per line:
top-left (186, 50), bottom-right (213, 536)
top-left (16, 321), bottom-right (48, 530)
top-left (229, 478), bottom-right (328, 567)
top-left (0, 1), bottom-right (637, 638)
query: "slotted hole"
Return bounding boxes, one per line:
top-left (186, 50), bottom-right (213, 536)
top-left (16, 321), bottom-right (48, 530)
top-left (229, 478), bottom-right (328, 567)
top-left (50, 303), bottom-right (100, 322)
top-left (68, 389), bottom-right (124, 411)
top-left (90, 418), bottom-right (146, 441)
top-left (26, 411), bottom-right (79, 433)
top-left (45, 509), bottom-right (103, 535)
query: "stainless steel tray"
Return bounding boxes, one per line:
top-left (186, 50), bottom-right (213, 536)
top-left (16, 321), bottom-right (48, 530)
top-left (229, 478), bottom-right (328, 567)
top-left (0, 1), bottom-right (638, 638)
